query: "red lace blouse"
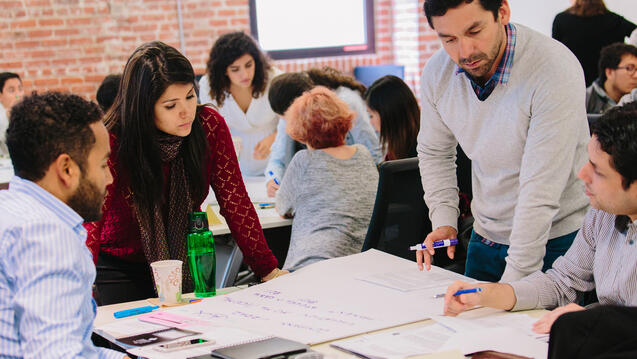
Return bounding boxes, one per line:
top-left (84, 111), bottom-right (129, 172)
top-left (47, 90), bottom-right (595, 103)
top-left (84, 106), bottom-right (278, 277)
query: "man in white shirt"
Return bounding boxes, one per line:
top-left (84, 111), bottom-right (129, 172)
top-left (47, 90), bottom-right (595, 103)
top-left (0, 72), bottom-right (24, 157)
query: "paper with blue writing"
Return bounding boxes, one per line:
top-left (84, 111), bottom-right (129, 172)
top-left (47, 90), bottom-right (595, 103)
top-left (170, 249), bottom-right (474, 344)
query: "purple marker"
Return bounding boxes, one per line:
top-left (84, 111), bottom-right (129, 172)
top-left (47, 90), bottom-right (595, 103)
top-left (409, 238), bottom-right (459, 251)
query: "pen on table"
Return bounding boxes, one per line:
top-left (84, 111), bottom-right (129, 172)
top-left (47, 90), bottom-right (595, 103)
top-left (432, 287), bottom-right (482, 299)
top-left (267, 170), bottom-right (280, 185)
top-left (409, 238), bottom-right (458, 251)
top-left (258, 202), bottom-right (275, 209)
top-left (113, 305), bottom-right (159, 319)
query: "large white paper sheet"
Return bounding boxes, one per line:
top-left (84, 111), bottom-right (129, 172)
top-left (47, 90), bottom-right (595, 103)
top-left (439, 327), bottom-right (548, 359)
top-left (357, 268), bottom-right (468, 292)
top-left (204, 176), bottom-right (272, 205)
top-left (434, 311), bottom-right (549, 342)
top-left (330, 323), bottom-right (456, 359)
top-left (170, 250), bottom-right (474, 344)
top-left (433, 311), bottom-right (549, 359)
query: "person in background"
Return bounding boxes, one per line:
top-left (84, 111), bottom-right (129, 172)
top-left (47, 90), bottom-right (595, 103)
top-left (364, 75), bottom-right (419, 160)
top-left (417, 0), bottom-right (590, 283)
top-left (553, 0), bottom-right (635, 86)
top-left (265, 69), bottom-right (382, 197)
top-left (586, 43), bottom-right (637, 113)
top-left (441, 103), bottom-right (637, 336)
top-left (96, 74), bottom-right (122, 113)
top-left (199, 31), bottom-right (281, 176)
top-left (86, 41), bottom-right (285, 305)
top-left (0, 72), bottom-right (24, 157)
top-left (1, 92), bottom-right (125, 358)
top-left (365, 74), bottom-right (473, 224)
top-left (276, 87), bottom-right (378, 270)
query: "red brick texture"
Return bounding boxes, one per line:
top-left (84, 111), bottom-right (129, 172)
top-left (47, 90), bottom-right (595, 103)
top-left (2, 0), bottom-right (440, 100)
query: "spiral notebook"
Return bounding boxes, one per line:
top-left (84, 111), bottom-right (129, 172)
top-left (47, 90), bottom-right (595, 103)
top-left (127, 326), bottom-right (273, 359)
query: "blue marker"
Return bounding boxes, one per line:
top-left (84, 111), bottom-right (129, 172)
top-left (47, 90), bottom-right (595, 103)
top-left (113, 305), bottom-right (159, 318)
top-left (267, 170), bottom-right (280, 185)
top-left (453, 287), bottom-right (482, 296)
top-left (433, 287), bottom-right (483, 299)
top-left (409, 238), bottom-right (458, 251)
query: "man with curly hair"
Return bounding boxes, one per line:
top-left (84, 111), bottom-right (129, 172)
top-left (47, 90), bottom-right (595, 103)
top-left (0, 92), bottom-right (126, 358)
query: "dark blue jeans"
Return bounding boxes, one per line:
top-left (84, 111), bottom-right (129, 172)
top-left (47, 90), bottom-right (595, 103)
top-left (464, 230), bottom-right (577, 282)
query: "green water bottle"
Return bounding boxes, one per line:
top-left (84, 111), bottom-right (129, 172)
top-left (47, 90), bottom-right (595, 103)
top-left (187, 212), bottom-right (216, 297)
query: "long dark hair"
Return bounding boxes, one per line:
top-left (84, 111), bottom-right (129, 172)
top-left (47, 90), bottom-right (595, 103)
top-left (205, 31), bottom-right (271, 107)
top-left (306, 67), bottom-right (367, 97)
top-left (104, 41), bottom-right (208, 213)
top-left (365, 75), bottom-right (420, 159)
top-left (568, 0), bottom-right (607, 16)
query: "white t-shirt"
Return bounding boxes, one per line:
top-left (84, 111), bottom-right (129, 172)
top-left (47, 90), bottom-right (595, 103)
top-left (0, 103), bottom-right (9, 157)
top-left (199, 68), bottom-right (282, 176)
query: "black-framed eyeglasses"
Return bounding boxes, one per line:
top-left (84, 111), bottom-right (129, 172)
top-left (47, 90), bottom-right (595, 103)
top-left (616, 65), bottom-right (637, 75)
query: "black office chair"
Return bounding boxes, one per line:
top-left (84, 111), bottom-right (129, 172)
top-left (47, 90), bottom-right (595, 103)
top-left (215, 236), bottom-right (244, 288)
top-left (362, 157), bottom-right (468, 274)
top-left (587, 113), bottom-right (602, 134)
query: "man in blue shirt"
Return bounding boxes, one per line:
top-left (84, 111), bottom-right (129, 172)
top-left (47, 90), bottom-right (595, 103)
top-left (0, 92), bottom-right (125, 358)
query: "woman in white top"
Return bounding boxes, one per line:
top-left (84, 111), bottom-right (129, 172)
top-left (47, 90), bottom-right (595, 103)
top-left (199, 32), bottom-right (281, 176)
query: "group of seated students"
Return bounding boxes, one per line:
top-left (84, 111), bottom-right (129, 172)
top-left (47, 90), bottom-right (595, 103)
top-left (1, 0), bottom-right (637, 357)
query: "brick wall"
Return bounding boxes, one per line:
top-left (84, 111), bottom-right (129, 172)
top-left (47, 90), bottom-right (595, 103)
top-left (1, 0), bottom-right (440, 100)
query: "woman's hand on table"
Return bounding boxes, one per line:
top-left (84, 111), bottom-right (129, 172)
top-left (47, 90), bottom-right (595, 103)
top-left (253, 132), bottom-right (277, 160)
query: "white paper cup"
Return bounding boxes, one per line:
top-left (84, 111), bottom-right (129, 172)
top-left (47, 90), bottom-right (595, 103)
top-left (150, 260), bottom-right (183, 305)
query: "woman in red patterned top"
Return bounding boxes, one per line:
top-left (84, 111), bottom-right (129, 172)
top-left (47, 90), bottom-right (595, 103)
top-left (85, 41), bottom-right (286, 304)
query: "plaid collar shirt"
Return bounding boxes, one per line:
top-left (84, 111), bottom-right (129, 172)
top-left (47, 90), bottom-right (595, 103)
top-left (457, 23), bottom-right (517, 101)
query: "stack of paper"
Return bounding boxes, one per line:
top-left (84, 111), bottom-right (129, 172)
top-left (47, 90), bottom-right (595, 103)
top-left (330, 310), bottom-right (548, 359)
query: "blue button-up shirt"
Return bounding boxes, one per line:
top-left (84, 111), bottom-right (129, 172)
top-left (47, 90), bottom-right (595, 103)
top-left (0, 176), bottom-right (122, 359)
top-left (457, 23), bottom-right (517, 101)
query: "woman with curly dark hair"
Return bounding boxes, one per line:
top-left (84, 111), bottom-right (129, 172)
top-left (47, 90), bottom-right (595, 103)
top-left (199, 32), bottom-right (282, 176)
top-left (86, 41), bottom-right (285, 304)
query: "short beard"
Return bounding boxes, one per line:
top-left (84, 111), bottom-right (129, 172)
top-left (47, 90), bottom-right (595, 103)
top-left (67, 174), bottom-right (105, 223)
top-left (459, 26), bottom-right (506, 84)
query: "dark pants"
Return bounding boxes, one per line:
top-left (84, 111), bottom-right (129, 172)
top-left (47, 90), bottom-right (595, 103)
top-left (464, 230), bottom-right (577, 282)
top-left (94, 253), bottom-right (156, 305)
top-left (549, 305), bottom-right (637, 359)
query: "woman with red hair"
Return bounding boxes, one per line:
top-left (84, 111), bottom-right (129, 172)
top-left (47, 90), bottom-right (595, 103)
top-left (275, 87), bottom-right (378, 270)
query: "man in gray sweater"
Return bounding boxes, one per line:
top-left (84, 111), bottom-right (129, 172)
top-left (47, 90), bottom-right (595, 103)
top-left (416, 0), bottom-right (590, 282)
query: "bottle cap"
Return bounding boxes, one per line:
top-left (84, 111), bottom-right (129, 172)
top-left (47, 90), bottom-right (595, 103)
top-left (188, 212), bottom-right (209, 232)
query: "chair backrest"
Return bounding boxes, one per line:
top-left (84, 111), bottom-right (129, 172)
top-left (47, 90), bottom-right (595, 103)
top-left (215, 241), bottom-right (244, 288)
top-left (362, 158), bottom-right (429, 261)
top-left (353, 65), bottom-right (405, 87)
top-left (587, 113), bottom-right (602, 134)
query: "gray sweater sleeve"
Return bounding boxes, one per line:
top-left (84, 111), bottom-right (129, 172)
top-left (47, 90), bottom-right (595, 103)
top-left (500, 51), bottom-right (588, 282)
top-left (275, 150), bottom-right (308, 218)
top-left (417, 63), bottom-right (461, 232)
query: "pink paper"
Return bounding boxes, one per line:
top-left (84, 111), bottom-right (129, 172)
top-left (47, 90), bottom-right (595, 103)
top-left (138, 311), bottom-right (211, 329)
